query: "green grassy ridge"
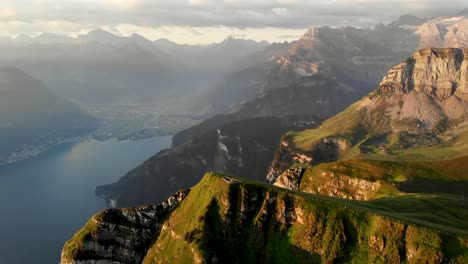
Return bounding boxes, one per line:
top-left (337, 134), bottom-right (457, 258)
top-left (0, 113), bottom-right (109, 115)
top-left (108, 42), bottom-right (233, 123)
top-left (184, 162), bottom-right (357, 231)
top-left (237, 174), bottom-right (468, 237)
top-left (303, 156), bottom-right (468, 182)
top-left (143, 173), bottom-right (467, 263)
top-left (288, 100), bottom-right (364, 151)
top-left (200, 173), bottom-right (468, 236)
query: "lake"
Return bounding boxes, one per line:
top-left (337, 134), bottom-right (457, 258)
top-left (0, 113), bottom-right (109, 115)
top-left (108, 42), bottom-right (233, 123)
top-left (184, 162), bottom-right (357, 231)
top-left (0, 136), bottom-right (172, 264)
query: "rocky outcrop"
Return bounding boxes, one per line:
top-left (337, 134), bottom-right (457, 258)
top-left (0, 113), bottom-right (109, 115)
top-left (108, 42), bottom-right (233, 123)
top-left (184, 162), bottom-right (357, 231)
top-left (273, 167), bottom-right (305, 190)
top-left (378, 48), bottom-right (468, 101)
top-left (267, 135), bottom-right (349, 184)
top-left (266, 139), bottom-right (313, 183)
top-left (373, 48), bottom-right (468, 137)
top-left (298, 169), bottom-right (391, 201)
top-left (61, 190), bottom-right (189, 264)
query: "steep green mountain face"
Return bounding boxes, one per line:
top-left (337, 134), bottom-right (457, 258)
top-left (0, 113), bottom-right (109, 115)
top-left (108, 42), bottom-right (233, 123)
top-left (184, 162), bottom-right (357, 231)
top-left (0, 67), bottom-right (97, 165)
top-left (96, 116), bottom-right (320, 207)
top-left (267, 48), bottom-right (468, 200)
top-left (62, 173), bottom-right (468, 264)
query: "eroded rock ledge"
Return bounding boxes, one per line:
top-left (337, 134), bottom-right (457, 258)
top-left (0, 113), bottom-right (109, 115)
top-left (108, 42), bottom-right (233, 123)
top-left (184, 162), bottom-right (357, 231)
top-left (61, 189), bottom-right (189, 264)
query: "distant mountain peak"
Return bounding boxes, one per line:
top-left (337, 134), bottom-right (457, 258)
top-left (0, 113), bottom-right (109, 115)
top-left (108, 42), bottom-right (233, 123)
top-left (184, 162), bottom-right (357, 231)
top-left (79, 29), bottom-right (120, 43)
top-left (393, 14), bottom-right (428, 26)
top-left (153, 38), bottom-right (177, 45)
top-left (219, 36), bottom-right (269, 47)
top-left (34, 32), bottom-right (74, 43)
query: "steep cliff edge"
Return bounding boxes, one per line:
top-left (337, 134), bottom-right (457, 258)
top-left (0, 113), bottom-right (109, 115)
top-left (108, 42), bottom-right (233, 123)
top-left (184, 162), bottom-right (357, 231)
top-left (63, 173), bottom-right (468, 263)
top-left (61, 190), bottom-right (189, 264)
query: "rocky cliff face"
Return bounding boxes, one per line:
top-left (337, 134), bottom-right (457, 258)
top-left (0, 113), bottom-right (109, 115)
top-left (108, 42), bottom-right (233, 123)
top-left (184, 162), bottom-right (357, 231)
top-left (61, 190), bottom-right (189, 264)
top-left (378, 48), bottom-right (468, 101)
top-left (63, 173), bottom-right (468, 264)
top-left (371, 48), bottom-right (468, 137)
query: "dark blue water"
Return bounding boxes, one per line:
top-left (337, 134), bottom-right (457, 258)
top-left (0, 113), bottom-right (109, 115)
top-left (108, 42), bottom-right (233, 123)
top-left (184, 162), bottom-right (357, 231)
top-left (0, 137), bottom-right (171, 264)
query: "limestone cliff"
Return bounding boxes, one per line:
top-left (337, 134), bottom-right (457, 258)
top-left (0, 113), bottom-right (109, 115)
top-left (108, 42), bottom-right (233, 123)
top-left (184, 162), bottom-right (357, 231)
top-left (378, 48), bottom-right (468, 101)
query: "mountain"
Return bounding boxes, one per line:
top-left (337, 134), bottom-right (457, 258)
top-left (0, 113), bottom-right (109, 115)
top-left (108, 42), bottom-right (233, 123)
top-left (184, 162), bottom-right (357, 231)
top-left (186, 41), bottom-right (292, 115)
top-left (0, 67), bottom-right (97, 165)
top-left (261, 25), bottom-right (417, 96)
top-left (267, 48), bottom-right (468, 198)
top-left (389, 14), bottom-right (429, 27)
top-left (154, 36), bottom-right (270, 73)
top-left (62, 173), bottom-right (468, 264)
top-left (96, 115), bottom-right (319, 207)
top-left (94, 16), bottom-right (468, 207)
top-left (34, 33), bottom-right (75, 45)
top-left (0, 31), bottom-right (277, 140)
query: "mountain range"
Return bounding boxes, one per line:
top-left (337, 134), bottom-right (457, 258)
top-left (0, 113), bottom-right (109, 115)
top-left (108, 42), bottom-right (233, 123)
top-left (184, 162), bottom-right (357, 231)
top-left (94, 11), bottom-right (468, 209)
top-left (3, 11), bottom-right (468, 143)
top-left (0, 30), bottom-right (273, 141)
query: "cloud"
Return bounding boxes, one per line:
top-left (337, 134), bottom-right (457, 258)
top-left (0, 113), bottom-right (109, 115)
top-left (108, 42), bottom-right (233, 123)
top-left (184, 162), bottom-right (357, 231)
top-left (0, 7), bottom-right (15, 18)
top-left (0, 0), bottom-right (465, 43)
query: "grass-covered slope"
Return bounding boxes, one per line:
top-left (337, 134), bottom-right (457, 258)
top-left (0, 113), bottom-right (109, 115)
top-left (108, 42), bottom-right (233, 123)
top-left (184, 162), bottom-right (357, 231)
top-left (142, 173), bottom-right (468, 263)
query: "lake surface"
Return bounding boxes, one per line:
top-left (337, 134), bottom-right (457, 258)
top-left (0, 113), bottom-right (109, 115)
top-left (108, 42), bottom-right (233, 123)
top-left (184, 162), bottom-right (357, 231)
top-left (0, 136), bottom-right (172, 264)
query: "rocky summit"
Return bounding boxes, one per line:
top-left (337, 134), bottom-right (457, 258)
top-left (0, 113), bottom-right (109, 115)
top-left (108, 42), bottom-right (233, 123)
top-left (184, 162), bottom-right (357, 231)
top-left (378, 48), bottom-right (468, 100)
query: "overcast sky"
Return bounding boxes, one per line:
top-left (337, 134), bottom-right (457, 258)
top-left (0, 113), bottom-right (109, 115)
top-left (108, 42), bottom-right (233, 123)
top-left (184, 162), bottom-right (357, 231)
top-left (0, 0), bottom-right (465, 44)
